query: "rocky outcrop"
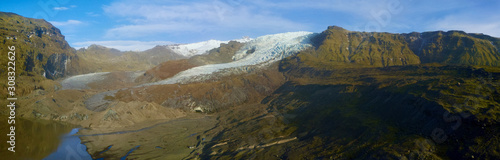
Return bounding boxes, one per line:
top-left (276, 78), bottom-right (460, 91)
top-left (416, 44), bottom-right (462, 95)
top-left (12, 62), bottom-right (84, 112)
top-left (134, 59), bottom-right (198, 83)
top-left (103, 109), bottom-right (119, 121)
top-left (188, 41), bottom-right (245, 65)
top-left (0, 12), bottom-right (79, 80)
top-left (44, 53), bottom-right (70, 79)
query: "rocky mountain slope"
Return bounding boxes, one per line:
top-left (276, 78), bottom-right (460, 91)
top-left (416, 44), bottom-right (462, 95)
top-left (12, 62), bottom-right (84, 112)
top-left (305, 26), bottom-right (500, 67)
top-left (0, 12), bottom-right (85, 99)
top-left (188, 40), bottom-right (247, 66)
top-left (0, 12), bottom-right (82, 79)
top-left (75, 44), bottom-right (186, 73)
top-left (166, 37), bottom-right (252, 57)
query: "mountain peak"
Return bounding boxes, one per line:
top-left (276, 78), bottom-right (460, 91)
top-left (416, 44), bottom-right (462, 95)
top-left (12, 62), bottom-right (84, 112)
top-left (327, 25), bottom-right (349, 32)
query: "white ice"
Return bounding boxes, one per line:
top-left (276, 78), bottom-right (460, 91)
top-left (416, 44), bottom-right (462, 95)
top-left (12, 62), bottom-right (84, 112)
top-left (61, 72), bottom-right (109, 90)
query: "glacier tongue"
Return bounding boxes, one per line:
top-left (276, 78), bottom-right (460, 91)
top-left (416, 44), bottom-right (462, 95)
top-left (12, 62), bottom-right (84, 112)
top-left (61, 72), bottom-right (110, 90)
top-left (146, 31), bottom-right (316, 86)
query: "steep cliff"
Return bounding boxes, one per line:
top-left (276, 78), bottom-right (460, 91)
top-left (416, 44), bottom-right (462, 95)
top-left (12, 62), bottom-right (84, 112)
top-left (0, 12), bottom-right (80, 79)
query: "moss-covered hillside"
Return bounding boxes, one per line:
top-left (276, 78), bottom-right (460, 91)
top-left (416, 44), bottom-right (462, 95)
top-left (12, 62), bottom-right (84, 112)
top-left (304, 26), bottom-right (500, 67)
top-left (0, 12), bottom-right (80, 78)
top-left (0, 12), bottom-right (83, 98)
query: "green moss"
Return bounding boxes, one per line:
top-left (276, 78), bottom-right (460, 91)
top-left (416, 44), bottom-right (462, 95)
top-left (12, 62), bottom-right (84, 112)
top-left (291, 26), bottom-right (500, 70)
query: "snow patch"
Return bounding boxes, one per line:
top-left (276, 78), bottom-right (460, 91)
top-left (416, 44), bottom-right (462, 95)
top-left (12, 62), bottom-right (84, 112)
top-left (64, 58), bottom-right (70, 73)
top-left (145, 32), bottom-right (316, 86)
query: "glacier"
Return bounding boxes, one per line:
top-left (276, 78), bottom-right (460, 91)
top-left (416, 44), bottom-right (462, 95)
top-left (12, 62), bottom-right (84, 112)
top-left (61, 72), bottom-right (110, 90)
top-left (145, 31), bottom-right (316, 86)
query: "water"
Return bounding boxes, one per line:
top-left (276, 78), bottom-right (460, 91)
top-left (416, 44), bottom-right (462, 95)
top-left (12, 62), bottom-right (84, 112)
top-left (44, 117), bottom-right (205, 159)
top-left (43, 128), bottom-right (93, 160)
top-left (120, 145), bottom-right (140, 160)
top-left (99, 145), bottom-right (113, 154)
top-left (43, 128), bottom-right (138, 160)
top-left (43, 126), bottom-right (151, 160)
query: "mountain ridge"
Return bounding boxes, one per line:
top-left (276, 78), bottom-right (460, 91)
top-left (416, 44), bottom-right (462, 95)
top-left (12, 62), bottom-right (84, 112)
top-left (300, 26), bottom-right (500, 68)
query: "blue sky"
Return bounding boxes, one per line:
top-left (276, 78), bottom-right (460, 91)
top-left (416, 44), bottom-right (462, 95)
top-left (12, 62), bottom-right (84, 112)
top-left (1, 0), bottom-right (499, 51)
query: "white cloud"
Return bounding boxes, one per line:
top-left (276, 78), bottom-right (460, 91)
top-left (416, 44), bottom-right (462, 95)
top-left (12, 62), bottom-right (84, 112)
top-left (250, 0), bottom-right (474, 18)
top-left (50, 19), bottom-right (83, 27)
top-left (248, 0), bottom-right (486, 33)
top-left (86, 12), bottom-right (100, 17)
top-left (428, 12), bottom-right (500, 37)
top-left (250, 0), bottom-right (388, 18)
top-left (105, 23), bottom-right (202, 38)
top-left (78, 0), bottom-right (498, 44)
top-left (49, 20), bottom-right (83, 26)
top-left (432, 21), bottom-right (500, 38)
top-left (102, 0), bottom-right (308, 39)
top-left (53, 7), bottom-right (69, 10)
top-left (53, 5), bottom-right (76, 11)
top-left (72, 40), bottom-right (175, 51)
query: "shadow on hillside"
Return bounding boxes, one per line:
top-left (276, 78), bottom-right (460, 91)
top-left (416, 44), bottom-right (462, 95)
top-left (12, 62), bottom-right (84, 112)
top-left (259, 81), bottom-right (487, 159)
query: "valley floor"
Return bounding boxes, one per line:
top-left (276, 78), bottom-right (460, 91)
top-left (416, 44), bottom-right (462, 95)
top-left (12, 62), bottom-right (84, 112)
top-left (4, 63), bottom-right (500, 160)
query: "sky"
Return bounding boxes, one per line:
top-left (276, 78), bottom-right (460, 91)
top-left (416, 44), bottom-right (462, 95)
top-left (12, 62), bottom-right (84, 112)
top-left (1, 0), bottom-right (499, 51)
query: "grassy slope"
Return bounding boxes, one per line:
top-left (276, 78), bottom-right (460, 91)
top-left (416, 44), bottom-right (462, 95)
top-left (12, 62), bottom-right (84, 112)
top-left (312, 26), bottom-right (421, 67)
top-left (415, 31), bottom-right (500, 66)
top-left (307, 26), bottom-right (500, 68)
